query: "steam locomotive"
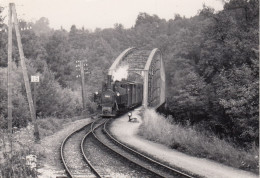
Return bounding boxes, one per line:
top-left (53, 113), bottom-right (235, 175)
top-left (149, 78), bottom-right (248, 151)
top-left (94, 75), bottom-right (143, 117)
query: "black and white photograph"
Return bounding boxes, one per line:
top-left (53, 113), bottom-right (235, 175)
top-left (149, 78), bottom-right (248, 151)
top-left (0, 0), bottom-right (258, 177)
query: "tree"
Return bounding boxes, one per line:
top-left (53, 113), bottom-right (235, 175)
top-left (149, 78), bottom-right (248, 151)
top-left (32, 17), bottom-right (51, 36)
top-left (135, 12), bottom-right (161, 27)
top-left (69, 25), bottom-right (89, 49)
top-left (168, 57), bottom-right (209, 124)
top-left (45, 30), bottom-right (70, 86)
top-left (216, 64), bottom-right (259, 144)
top-left (0, 6), bottom-right (7, 67)
top-left (0, 64), bottom-right (30, 129)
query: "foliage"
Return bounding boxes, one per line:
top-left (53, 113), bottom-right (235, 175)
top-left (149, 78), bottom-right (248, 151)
top-left (31, 65), bottom-right (82, 118)
top-left (0, 0), bottom-right (258, 149)
top-left (0, 150), bottom-right (37, 178)
top-left (0, 66), bottom-right (30, 129)
top-left (165, 0), bottom-right (259, 146)
top-left (139, 109), bottom-right (259, 173)
top-left (0, 127), bottom-right (38, 177)
top-left (37, 117), bottom-right (68, 137)
top-left (32, 17), bottom-right (52, 36)
top-left (168, 57), bottom-right (209, 124)
top-left (0, 6), bottom-right (7, 67)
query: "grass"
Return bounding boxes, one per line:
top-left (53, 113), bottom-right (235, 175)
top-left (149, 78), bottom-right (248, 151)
top-left (138, 109), bottom-right (259, 174)
top-left (37, 117), bottom-right (71, 137)
top-left (37, 114), bottom-right (90, 137)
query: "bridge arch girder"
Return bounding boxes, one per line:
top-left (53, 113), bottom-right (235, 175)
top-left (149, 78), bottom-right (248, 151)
top-left (108, 48), bottom-right (165, 109)
top-left (143, 48), bottom-right (165, 108)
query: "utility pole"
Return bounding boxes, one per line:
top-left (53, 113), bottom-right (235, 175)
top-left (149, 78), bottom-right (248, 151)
top-left (7, 3), bottom-right (13, 135)
top-left (7, 2), bottom-right (13, 161)
top-left (80, 61), bottom-right (86, 110)
top-left (34, 83), bottom-right (36, 114)
top-left (31, 75), bottom-right (39, 119)
top-left (76, 60), bottom-right (90, 111)
top-left (11, 3), bottom-right (40, 141)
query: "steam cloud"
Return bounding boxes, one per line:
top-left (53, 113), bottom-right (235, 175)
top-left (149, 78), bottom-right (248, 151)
top-left (112, 65), bottom-right (129, 81)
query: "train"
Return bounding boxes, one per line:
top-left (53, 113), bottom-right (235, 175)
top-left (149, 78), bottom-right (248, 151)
top-left (94, 75), bottom-right (143, 117)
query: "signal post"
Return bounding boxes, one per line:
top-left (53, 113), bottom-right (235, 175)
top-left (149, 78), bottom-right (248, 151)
top-left (76, 60), bottom-right (90, 111)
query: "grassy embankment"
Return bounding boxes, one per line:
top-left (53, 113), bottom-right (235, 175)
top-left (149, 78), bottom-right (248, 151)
top-left (138, 109), bottom-right (259, 174)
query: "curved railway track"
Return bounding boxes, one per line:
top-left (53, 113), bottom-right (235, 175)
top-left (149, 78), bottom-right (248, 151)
top-left (81, 118), bottom-right (107, 178)
top-left (100, 118), bottom-right (197, 178)
top-left (60, 114), bottom-right (198, 178)
top-left (82, 118), bottom-right (157, 177)
top-left (60, 121), bottom-right (96, 178)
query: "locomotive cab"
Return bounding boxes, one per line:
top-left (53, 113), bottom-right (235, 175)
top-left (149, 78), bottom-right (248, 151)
top-left (100, 89), bottom-right (117, 117)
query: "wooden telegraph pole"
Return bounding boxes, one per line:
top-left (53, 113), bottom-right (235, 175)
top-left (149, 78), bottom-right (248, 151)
top-left (76, 60), bottom-right (90, 111)
top-left (7, 3), bottom-right (13, 161)
top-left (80, 61), bottom-right (86, 110)
top-left (7, 3), bottom-right (13, 135)
top-left (10, 3), bottom-right (40, 141)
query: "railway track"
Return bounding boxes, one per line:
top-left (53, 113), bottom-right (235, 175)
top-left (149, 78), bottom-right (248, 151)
top-left (82, 118), bottom-right (157, 177)
top-left (60, 121), bottom-right (96, 178)
top-left (60, 114), bottom-right (197, 178)
top-left (98, 118), bottom-right (197, 178)
top-left (81, 118), bottom-right (109, 177)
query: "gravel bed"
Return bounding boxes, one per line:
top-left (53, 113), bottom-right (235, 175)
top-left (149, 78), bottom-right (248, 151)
top-left (34, 118), bottom-right (93, 177)
top-left (63, 123), bottom-right (95, 177)
top-left (95, 122), bottom-right (187, 178)
top-left (83, 128), bottom-right (152, 177)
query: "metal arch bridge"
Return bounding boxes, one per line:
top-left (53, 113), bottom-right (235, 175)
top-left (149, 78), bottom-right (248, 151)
top-left (108, 47), bottom-right (166, 109)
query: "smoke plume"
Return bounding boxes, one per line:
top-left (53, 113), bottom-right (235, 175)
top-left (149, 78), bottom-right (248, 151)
top-left (112, 65), bottom-right (129, 81)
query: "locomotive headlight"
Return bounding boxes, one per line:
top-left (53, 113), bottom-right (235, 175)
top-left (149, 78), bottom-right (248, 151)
top-left (95, 91), bottom-right (98, 95)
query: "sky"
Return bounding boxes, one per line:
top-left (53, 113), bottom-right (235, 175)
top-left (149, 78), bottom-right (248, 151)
top-left (1, 0), bottom-right (224, 31)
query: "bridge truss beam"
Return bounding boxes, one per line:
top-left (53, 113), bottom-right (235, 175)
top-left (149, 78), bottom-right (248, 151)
top-left (108, 48), bottom-right (165, 109)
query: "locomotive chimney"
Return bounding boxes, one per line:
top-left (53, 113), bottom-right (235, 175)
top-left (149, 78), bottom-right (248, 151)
top-left (107, 75), bottom-right (112, 89)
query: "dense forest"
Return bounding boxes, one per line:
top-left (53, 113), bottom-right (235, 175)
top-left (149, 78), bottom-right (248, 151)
top-left (0, 0), bottom-right (258, 148)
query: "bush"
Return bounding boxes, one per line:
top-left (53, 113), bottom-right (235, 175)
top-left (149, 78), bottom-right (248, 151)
top-left (0, 150), bottom-right (38, 178)
top-left (0, 67), bottom-right (30, 129)
top-left (0, 129), bottom-right (38, 177)
top-left (35, 67), bottom-right (82, 118)
top-left (138, 109), bottom-right (259, 173)
top-left (37, 117), bottom-right (65, 137)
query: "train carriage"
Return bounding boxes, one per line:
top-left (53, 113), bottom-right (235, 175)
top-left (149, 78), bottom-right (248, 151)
top-left (94, 75), bottom-right (143, 117)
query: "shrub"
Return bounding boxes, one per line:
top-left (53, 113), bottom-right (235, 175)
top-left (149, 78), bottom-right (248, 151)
top-left (35, 67), bottom-right (82, 118)
top-left (37, 117), bottom-right (65, 137)
top-left (0, 150), bottom-right (38, 178)
top-left (138, 109), bottom-right (259, 173)
top-left (0, 129), bottom-right (38, 177)
top-left (0, 67), bottom-right (30, 129)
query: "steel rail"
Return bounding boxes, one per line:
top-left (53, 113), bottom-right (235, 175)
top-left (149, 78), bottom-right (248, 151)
top-left (91, 119), bottom-right (164, 178)
top-left (80, 119), bottom-right (106, 178)
top-left (60, 121), bottom-right (93, 178)
top-left (104, 119), bottom-right (196, 178)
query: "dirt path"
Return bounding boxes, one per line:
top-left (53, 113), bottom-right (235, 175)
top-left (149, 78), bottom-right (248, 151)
top-left (109, 109), bottom-right (258, 178)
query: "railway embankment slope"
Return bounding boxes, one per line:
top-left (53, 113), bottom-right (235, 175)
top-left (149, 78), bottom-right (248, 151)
top-left (109, 109), bottom-right (258, 178)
